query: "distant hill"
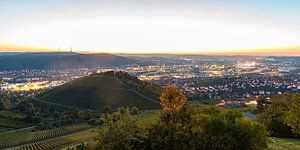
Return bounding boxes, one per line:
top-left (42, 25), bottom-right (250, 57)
top-left (0, 52), bottom-right (136, 70)
top-left (36, 71), bottom-right (161, 111)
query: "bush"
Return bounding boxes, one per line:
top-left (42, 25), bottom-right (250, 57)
top-left (257, 93), bottom-right (300, 137)
top-left (144, 106), bottom-right (268, 150)
top-left (197, 110), bottom-right (267, 150)
top-left (284, 94), bottom-right (300, 135)
top-left (96, 106), bottom-right (268, 150)
top-left (95, 107), bottom-right (145, 150)
top-left (257, 103), bottom-right (294, 137)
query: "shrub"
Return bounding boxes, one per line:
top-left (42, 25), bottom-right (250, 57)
top-left (257, 93), bottom-right (300, 137)
top-left (96, 106), bottom-right (268, 150)
top-left (284, 94), bottom-right (300, 135)
top-left (96, 85), bottom-right (268, 150)
top-left (95, 107), bottom-right (145, 150)
top-left (145, 106), bottom-right (268, 150)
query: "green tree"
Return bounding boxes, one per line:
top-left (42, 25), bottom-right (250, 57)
top-left (144, 106), bottom-right (268, 150)
top-left (257, 93), bottom-right (300, 137)
top-left (198, 110), bottom-right (267, 150)
top-left (96, 106), bottom-right (268, 150)
top-left (284, 94), bottom-right (300, 135)
top-left (95, 107), bottom-right (145, 150)
top-left (257, 101), bottom-right (294, 137)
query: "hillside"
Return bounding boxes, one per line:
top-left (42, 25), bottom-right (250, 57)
top-left (37, 71), bottom-right (161, 111)
top-left (0, 52), bottom-right (135, 70)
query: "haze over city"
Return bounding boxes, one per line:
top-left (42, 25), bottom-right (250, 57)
top-left (0, 0), bottom-right (299, 55)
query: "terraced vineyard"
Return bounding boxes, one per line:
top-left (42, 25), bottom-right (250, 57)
top-left (0, 124), bottom-right (92, 149)
top-left (24, 128), bottom-right (69, 143)
top-left (7, 128), bottom-right (98, 150)
top-left (0, 127), bottom-right (34, 148)
top-left (12, 138), bottom-right (75, 150)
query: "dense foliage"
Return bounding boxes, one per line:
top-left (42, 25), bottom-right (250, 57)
top-left (257, 93), bottom-right (300, 137)
top-left (96, 85), bottom-right (268, 150)
top-left (13, 99), bottom-right (99, 128)
top-left (149, 105), bottom-right (268, 150)
top-left (284, 94), bottom-right (300, 135)
top-left (96, 108), bottom-right (145, 150)
top-left (96, 106), bottom-right (268, 150)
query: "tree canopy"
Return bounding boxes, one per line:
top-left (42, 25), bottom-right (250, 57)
top-left (284, 94), bottom-right (300, 135)
top-left (96, 85), bottom-right (268, 150)
top-left (257, 93), bottom-right (300, 137)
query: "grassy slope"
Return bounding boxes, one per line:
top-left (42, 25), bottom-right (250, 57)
top-left (268, 137), bottom-right (300, 150)
top-left (38, 74), bottom-right (160, 111)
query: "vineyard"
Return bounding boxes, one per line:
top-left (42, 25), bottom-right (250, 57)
top-left (0, 124), bottom-right (94, 149)
top-left (7, 129), bottom-right (97, 150)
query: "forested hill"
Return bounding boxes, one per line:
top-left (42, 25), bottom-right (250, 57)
top-left (0, 52), bottom-right (136, 70)
top-left (37, 71), bottom-right (162, 111)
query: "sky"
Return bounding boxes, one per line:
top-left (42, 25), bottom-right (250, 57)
top-left (0, 0), bottom-right (300, 55)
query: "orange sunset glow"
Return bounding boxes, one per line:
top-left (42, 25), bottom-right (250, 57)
top-left (1, 43), bottom-right (299, 56)
top-left (0, 0), bottom-right (300, 55)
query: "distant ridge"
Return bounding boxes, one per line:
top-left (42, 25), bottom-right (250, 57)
top-left (0, 52), bottom-right (135, 70)
top-left (36, 71), bottom-right (161, 111)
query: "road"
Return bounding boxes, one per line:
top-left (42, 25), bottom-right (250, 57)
top-left (31, 97), bottom-right (96, 112)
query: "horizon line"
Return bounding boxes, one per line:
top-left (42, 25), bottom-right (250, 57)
top-left (0, 50), bottom-right (299, 57)
top-left (0, 43), bottom-right (299, 56)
